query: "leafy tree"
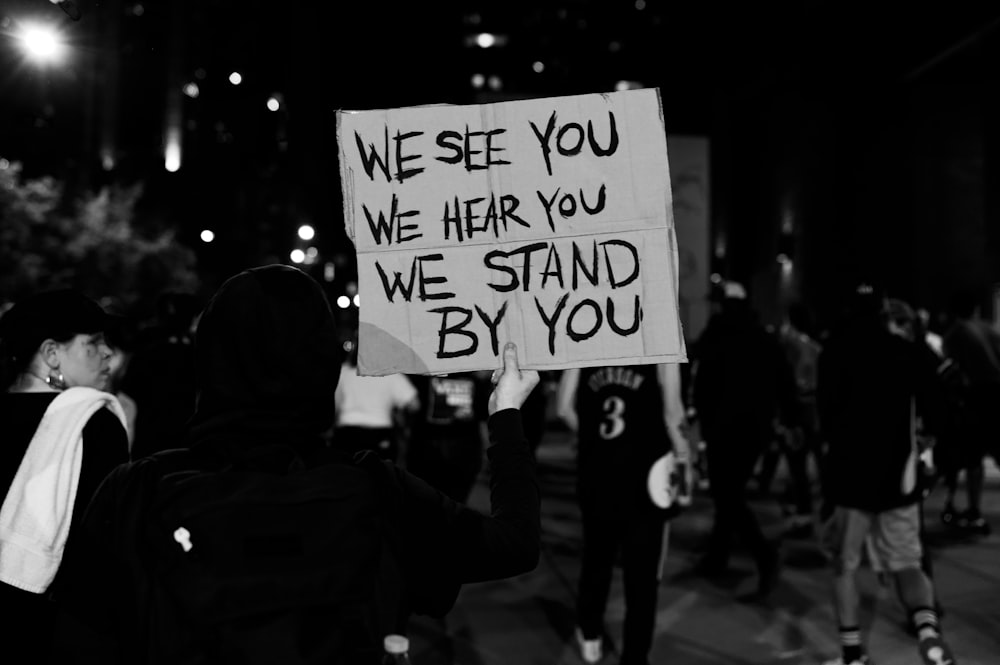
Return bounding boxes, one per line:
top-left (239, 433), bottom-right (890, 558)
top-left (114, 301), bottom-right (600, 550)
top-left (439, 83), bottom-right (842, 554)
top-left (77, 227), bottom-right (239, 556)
top-left (0, 160), bottom-right (198, 314)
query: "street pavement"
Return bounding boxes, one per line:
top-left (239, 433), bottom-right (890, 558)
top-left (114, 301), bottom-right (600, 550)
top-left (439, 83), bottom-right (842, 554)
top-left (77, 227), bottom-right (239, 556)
top-left (407, 428), bottom-right (1000, 665)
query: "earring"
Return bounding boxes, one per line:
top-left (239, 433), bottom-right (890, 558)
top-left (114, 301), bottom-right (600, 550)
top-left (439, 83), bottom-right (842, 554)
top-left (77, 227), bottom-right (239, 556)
top-left (45, 372), bottom-right (67, 391)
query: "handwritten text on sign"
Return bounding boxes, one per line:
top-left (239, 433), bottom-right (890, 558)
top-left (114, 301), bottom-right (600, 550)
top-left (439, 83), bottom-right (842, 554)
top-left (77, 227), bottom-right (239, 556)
top-left (337, 88), bottom-right (686, 375)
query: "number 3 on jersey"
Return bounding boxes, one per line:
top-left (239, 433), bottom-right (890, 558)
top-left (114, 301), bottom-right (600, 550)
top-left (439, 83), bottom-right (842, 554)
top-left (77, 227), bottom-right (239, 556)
top-left (599, 396), bottom-right (626, 440)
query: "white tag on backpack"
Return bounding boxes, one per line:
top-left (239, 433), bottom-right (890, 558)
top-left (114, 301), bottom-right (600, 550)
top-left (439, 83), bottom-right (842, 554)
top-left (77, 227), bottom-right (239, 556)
top-left (173, 527), bottom-right (194, 553)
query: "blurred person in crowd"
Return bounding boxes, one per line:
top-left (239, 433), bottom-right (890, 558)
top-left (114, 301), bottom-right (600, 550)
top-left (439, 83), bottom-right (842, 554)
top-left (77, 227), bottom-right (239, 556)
top-left (90, 299), bottom-right (141, 449)
top-left (938, 290), bottom-right (1000, 536)
top-left (557, 362), bottom-right (690, 665)
top-left (49, 264), bottom-right (541, 664)
top-left (917, 308), bottom-right (945, 356)
top-left (104, 319), bottom-right (138, 450)
top-left (817, 284), bottom-right (955, 665)
top-left (884, 297), bottom-right (952, 612)
top-left (333, 332), bottom-right (419, 462)
top-left (120, 291), bottom-right (200, 459)
top-left (406, 371), bottom-right (491, 503)
top-left (756, 302), bottom-right (824, 536)
top-left (0, 289), bottom-right (130, 661)
top-left (691, 280), bottom-right (797, 600)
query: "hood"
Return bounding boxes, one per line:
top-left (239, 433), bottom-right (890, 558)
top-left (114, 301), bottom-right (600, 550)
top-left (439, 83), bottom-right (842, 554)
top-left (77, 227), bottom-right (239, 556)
top-left (188, 265), bottom-right (340, 454)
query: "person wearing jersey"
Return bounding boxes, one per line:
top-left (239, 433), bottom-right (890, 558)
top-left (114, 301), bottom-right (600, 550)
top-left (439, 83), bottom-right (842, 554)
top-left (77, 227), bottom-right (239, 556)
top-left (557, 362), bottom-right (690, 665)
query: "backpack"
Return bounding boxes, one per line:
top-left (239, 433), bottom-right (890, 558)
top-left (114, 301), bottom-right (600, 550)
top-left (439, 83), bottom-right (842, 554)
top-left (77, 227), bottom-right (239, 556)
top-left (139, 444), bottom-right (404, 665)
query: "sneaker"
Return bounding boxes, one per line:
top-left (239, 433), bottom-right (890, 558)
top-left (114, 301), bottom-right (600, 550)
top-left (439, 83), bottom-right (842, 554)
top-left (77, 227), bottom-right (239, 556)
top-left (956, 511), bottom-right (991, 536)
top-left (574, 628), bottom-right (603, 664)
top-left (821, 656), bottom-right (873, 665)
top-left (918, 634), bottom-right (957, 665)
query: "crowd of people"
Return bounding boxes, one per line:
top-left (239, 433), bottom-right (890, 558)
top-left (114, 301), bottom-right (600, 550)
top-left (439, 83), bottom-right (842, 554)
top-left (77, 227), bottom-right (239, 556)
top-left (1, 268), bottom-right (995, 665)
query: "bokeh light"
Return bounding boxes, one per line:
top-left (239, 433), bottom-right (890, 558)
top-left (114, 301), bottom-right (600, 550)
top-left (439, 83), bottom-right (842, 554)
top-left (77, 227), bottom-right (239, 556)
top-left (290, 248), bottom-right (305, 264)
top-left (164, 132), bottom-right (181, 172)
top-left (15, 22), bottom-right (66, 65)
top-left (228, 71), bottom-right (242, 85)
top-left (200, 229), bottom-right (215, 243)
top-left (297, 224), bottom-right (315, 240)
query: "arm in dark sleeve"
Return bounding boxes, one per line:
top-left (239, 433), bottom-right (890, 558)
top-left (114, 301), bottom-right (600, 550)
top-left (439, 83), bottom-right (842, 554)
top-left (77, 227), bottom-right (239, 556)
top-left (456, 408), bottom-right (540, 580)
top-left (51, 408), bottom-right (130, 600)
top-left (392, 408), bottom-right (540, 614)
top-left (76, 409), bottom-right (130, 514)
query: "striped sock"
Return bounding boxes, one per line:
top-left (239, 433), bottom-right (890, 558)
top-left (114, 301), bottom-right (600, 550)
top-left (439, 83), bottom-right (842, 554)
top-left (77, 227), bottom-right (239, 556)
top-left (912, 607), bottom-right (940, 640)
top-left (839, 626), bottom-right (863, 662)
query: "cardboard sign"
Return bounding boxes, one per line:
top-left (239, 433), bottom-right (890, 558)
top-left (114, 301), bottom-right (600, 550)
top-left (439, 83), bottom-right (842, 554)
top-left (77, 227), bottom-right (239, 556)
top-left (337, 88), bottom-right (686, 375)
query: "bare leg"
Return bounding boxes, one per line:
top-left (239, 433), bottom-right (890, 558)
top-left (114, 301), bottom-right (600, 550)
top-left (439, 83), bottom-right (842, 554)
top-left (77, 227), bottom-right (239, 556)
top-left (893, 566), bottom-right (935, 612)
top-left (832, 568), bottom-right (861, 628)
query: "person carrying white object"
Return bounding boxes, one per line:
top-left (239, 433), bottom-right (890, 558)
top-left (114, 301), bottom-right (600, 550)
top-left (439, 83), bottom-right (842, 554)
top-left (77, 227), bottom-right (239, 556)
top-left (0, 289), bottom-right (130, 659)
top-left (0, 386), bottom-right (127, 592)
top-left (557, 362), bottom-right (691, 665)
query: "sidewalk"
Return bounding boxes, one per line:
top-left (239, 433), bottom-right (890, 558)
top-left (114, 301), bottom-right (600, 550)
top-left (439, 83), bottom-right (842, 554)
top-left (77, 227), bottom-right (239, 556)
top-left (408, 430), bottom-right (1000, 664)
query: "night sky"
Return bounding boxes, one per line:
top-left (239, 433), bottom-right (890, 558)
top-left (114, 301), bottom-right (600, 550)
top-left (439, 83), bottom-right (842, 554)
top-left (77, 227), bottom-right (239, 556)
top-left (2, 0), bottom-right (999, 324)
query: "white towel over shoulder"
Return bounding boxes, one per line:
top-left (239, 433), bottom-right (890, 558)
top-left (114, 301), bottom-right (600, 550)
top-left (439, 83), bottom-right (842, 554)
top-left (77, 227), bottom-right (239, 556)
top-left (0, 387), bottom-right (127, 593)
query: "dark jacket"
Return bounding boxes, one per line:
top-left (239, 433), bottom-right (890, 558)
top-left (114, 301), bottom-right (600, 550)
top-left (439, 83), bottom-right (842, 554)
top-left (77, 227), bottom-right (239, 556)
top-left (818, 315), bottom-right (935, 511)
top-left (50, 265), bottom-right (540, 663)
top-left (692, 301), bottom-right (798, 445)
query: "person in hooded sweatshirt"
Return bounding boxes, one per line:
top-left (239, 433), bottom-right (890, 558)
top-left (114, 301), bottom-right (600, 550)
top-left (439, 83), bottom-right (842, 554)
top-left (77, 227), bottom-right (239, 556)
top-left (48, 265), bottom-right (541, 664)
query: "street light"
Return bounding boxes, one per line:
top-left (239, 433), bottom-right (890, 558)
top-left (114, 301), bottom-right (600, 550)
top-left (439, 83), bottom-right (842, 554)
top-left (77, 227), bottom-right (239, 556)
top-left (14, 21), bottom-right (67, 66)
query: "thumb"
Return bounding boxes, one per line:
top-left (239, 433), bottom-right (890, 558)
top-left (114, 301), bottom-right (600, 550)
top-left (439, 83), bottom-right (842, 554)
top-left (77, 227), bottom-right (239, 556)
top-left (502, 342), bottom-right (520, 376)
